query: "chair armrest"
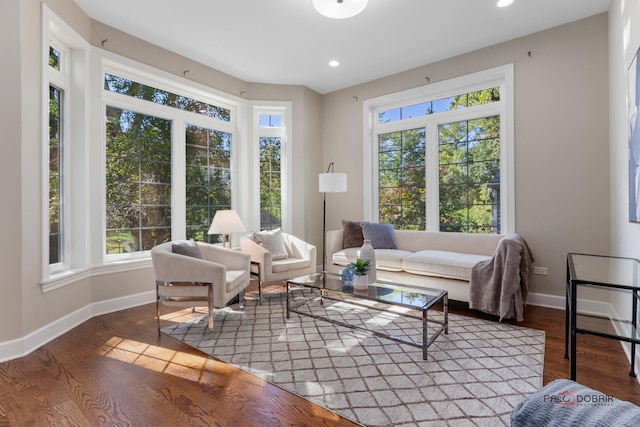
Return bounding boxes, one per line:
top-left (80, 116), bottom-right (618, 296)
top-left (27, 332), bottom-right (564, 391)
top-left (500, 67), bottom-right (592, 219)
top-left (151, 249), bottom-right (225, 285)
top-left (287, 234), bottom-right (315, 259)
top-left (240, 235), bottom-right (272, 279)
top-left (197, 243), bottom-right (250, 271)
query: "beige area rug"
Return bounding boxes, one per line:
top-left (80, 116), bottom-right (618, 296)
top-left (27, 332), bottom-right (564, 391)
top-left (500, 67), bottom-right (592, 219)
top-left (162, 290), bottom-right (545, 426)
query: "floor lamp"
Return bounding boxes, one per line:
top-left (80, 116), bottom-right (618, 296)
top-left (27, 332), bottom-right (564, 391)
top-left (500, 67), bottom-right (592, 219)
top-left (319, 162), bottom-right (347, 273)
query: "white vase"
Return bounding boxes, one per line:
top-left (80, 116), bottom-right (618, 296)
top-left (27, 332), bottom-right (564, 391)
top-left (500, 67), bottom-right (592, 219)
top-left (353, 274), bottom-right (369, 292)
top-left (359, 239), bottom-right (376, 284)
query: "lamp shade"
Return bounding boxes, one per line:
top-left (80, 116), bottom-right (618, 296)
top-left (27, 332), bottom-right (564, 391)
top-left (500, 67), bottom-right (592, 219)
top-left (319, 172), bottom-right (347, 193)
top-left (207, 210), bottom-right (246, 235)
top-left (312, 0), bottom-right (368, 19)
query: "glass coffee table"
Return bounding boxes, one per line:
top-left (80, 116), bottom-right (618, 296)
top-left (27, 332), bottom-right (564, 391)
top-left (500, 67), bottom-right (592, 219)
top-left (286, 272), bottom-right (448, 360)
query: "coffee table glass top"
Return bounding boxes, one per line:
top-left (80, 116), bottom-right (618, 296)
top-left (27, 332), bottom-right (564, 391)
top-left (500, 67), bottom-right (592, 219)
top-left (287, 272), bottom-right (446, 310)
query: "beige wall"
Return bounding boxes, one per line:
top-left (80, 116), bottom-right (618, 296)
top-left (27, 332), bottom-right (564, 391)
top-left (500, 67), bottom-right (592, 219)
top-left (322, 13), bottom-right (610, 300)
top-left (0, 0), bottom-right (24, 342)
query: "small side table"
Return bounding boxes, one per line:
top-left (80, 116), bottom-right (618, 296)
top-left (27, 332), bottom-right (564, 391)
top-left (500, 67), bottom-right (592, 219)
top-left (565, 253), bottom-right (640, 380)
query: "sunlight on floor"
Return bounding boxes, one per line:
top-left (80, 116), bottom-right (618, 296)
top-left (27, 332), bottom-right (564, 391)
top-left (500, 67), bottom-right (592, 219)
top-left (97, 336), bottom-right (214, 383)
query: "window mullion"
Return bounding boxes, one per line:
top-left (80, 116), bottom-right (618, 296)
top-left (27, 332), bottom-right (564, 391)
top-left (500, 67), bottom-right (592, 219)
top-left (425, 121), bottom-right (440, 231)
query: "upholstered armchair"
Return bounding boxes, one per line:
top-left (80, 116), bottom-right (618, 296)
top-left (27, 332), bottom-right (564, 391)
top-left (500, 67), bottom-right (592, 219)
top-left (240, 231), bottom-right (316, 301)
top-left (151, 240), bottom-right (251, 334)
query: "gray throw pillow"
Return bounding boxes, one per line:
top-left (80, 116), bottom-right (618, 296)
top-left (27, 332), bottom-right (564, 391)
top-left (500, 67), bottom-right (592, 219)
top-left (253, 229), bottom-right (288, 260)
top-left (342, 219), bottom-right (364, 248)
top-left (361, 222), bottom-right (397, 249)
top-left (172, 239), bottom-right (204, 259)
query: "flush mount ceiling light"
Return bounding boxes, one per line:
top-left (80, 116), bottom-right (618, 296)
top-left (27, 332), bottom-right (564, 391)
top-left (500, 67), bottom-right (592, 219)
top-left (497, 0), bottom-right (514, 7)
top-left (329, 60), bottom-right (341, 67)
top-left (312, 0), bottom-right (369, 19)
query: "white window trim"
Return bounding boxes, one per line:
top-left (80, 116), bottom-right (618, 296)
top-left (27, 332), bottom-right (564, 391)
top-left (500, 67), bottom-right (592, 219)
top-left (363, 64), bottom-right (515, 233)
top-left (249, 102), bottom-right (293, 233)
top-left (41, 6), bottom-right (91, 290)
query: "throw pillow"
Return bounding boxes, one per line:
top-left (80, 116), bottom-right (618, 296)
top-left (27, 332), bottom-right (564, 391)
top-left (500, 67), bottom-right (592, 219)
top-left (252, 229), bottom-right (288, 260)
top-left (342, 219), bottom-right (365, 248)
top-left (361, 222), bottom-right (397, 249)
top-left (172, 239), bottom-right (204, 259)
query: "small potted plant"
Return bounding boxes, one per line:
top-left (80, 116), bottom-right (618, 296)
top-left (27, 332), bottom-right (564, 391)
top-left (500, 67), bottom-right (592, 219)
top-left (352, 259), bottom-right (370, 292)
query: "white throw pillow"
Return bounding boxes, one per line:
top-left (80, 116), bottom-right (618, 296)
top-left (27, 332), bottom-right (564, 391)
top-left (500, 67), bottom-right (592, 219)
top-left (253, 229), bottom-right (288, 260)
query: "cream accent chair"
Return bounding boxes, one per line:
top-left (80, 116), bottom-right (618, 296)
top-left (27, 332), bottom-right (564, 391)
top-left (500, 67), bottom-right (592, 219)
top-left (151, 240), bottom-right (251, 334)
top-left (240, 232), bottom-right (316, 302)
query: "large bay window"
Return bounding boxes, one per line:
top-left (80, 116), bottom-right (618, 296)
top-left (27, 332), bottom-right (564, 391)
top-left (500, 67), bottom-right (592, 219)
top-left (41, 10), bottom-right (291, 290)
top-left (364, 65), bottom-right (514, 234)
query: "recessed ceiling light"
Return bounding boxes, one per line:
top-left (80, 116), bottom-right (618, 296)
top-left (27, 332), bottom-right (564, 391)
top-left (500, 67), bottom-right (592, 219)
top-left (329, 60), bottom-right (341, 67)
top-left (497, 0), bottom-right (514, 7)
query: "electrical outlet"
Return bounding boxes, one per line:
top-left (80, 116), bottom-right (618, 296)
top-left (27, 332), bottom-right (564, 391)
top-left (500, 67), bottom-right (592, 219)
top-left (533, 266), bottom-right (548, 275)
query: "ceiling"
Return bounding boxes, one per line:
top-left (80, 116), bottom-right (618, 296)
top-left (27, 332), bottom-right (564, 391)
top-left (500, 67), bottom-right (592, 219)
top-left (72, 0), bottom-right (611, 94)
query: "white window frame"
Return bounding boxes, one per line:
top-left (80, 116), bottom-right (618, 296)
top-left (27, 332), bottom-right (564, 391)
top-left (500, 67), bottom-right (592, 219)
top-left (363, 64), bottom-right (515, 233)
top-left (249, 102), bottom-right (293, 233)
top-left (41, 6), bottom-right (91, 291)
top-left (98, 53), bottom-right (246, 264)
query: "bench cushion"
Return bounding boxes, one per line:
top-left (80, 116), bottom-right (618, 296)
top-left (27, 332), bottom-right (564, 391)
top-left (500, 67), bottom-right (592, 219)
top-left (332, 248), bottom-right (412, 271)
top-left (403, 250), bottom-right (490, 280)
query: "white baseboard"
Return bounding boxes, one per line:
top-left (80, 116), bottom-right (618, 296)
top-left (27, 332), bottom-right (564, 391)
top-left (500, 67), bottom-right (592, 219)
top-left (0, 291), bottom-right (155, 363)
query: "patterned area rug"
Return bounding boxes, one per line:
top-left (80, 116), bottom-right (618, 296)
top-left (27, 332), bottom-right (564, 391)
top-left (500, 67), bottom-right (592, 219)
top-left (162, 290), bottom-right (545, 426)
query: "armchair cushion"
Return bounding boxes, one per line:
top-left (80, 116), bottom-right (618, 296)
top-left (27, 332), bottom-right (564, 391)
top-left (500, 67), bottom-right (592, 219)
top-left (252, 229), bottom-right (288, 260)
top-left (172, 239), bottom-right (203, 259)
top-left (271, 257), bottom-right (311, 273)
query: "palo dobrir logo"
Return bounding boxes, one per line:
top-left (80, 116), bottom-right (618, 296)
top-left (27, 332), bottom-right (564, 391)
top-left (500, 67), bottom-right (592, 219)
top-left (543, 390), bottom-right (577, 406)
top-left (543, 390), bottom-right (614, 407)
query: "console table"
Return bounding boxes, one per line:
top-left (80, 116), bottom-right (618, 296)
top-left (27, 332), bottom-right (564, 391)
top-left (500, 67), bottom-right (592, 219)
top-left (565, 253), bottom-right (640, 380)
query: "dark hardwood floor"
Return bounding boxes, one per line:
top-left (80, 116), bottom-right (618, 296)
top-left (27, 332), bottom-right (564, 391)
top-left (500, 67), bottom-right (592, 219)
top-left (1, 291), bottom-right (639, 426)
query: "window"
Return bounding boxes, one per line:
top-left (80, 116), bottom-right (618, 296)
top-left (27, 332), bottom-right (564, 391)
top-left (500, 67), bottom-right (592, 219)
top-left (364, 65), bottom-right (514, 234)
top-left (185, 125), bottom-right (232, 243)
top-left (42, 7), bottom-right (90, 290)
top-left (102, 65), bottom-right (239, 257)
top-left (438, 116), bottom-right (501, 233)
top-left (48, 81), bottom-right (64, 265)
top-left (105, 107), bottom-right (172, 253)
top-left (378, 128), bottom-right (426, 230)
top-left (253, 107), bottom-right (291, 232)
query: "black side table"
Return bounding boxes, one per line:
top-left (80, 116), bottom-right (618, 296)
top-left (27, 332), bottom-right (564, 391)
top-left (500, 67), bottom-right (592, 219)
top-left (565, 253), bottom-right (640, 380)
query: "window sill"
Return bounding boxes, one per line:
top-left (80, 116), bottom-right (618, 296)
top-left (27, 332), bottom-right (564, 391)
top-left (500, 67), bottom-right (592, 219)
top-left (41, 257), bottom-right (153, 293)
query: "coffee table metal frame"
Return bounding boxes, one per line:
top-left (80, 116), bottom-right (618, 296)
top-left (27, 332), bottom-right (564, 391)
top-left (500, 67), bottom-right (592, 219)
top-left (286, 272), bottom-right (448, 360)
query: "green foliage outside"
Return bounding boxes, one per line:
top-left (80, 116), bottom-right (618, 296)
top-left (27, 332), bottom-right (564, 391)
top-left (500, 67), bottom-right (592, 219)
top-left (259, 137), bottom-right (282, 230)
top-left (103, 75), bottom-right (236, 253)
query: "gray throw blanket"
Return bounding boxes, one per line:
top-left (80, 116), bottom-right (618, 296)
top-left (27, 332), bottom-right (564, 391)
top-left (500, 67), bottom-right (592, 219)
top-left (469, 234), bottom-right (533, 322)
top-left (511, 379), bottom-right (640, 426)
